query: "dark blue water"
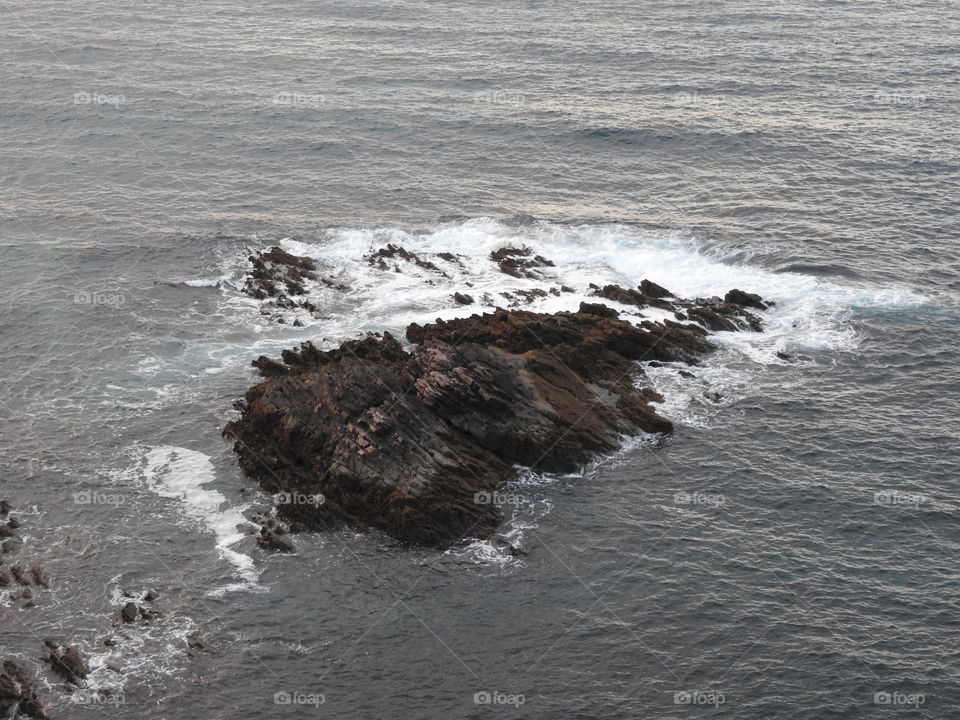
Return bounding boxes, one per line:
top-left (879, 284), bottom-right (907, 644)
top-left (1, 1), bottom-right (958, 717)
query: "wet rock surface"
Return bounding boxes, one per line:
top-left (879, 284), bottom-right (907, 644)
top-left (117, 589), bottom-right (161, 624)
top-left (490, 246), bottom-right (555, 279)
top-left (242, 246), bottom-right (346, 322)
top-left (0, 504), bottom-right (48, 609)
top-left (225, 286), bottom-right (767, 547)
top-left (0, 661), bottom-right (46, 718)
top-left (367, 244), bottom-right (447, 275)
top-left (42, 642), bottom-right (88, 687)
top-left (243, 246), bottom-right (319, 301)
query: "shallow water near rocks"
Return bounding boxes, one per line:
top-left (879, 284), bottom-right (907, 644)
top-left (1, 0), bottom-right (958, 717)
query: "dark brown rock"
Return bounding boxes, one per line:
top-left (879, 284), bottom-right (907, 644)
top-left (252, 355), bottom-right (290, 378)
top-left (490, 246), bottom-right (555, 279)
top-left (42, 641), bottom-right (88, 687)
top-left (686, 306), bottom-right (739, 332)
top-left (453, 292), bottom-right (474, 305)
top-left (724, 288), bottom-right (769, 309)
top-left (578, 302), bottom-right (619, 319)
top-left (0, 661), bottom-right (46, 718)
top-left (256, 523), bottom-right (295, 553)
top-left (224, 293), bottom-right (765, 547)
top-left (368, 244), bottom-right (445, 275)
top-left (592, 284), bottom-right (675, 311)
top-left (244, 246), bottom-right (318, 300)
top-left (27, 566), bottom-right (47, 589)
top-left (639, 279), bottom-right (672, 298)
top-left (120, 602), bottom-right (139, 623)
top-left (514, 288), bottom-right (548, 303)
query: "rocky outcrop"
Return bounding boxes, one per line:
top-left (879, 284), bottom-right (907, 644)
top-left (225, 290), bottom-right (767, 547)
top-left (242, 246), bottom-right (346, 321)
top-left (0, 504), bottom-right (47, 609)
top-left (42, 642), bottom-right (88, 687)
top-left (724, 288), bottom-right (770, 310)
top-left (0, 661), bottom-right (46, 718)
top-left (490, 246), bottom-right (555, 279)
top-left (367, 244), bottom-right (446, 275)
top-left (117, 589), bottom-right (161, 624)
top-left (591, 283), bottom-right (675, 311)
top-left (639, 279), bottom-right (671, 298)
top-left (243, 246), bottom-right (319, 301)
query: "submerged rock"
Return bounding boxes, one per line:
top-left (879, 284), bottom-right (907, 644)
top-left (244, 246), bottom-right (318, 300)
top-left (490, 246), bottom-right (555, 279)
top-left (226, 292), bottom-right (766, 547)
top-left (119, 602), bottom-right (139, 623)
top-left (592, 283), bottom-right (675, 311)
top-left (367, 244), bottom-right (446, 275)
top-left (42, 641), bottom-right (88, 687)
top-left (0, 661), bottom-right (46, 718)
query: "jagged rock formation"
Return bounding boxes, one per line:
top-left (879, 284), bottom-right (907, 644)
top-left (225, 287), bottom-right (768, 547)
top-left (490, 246), bottom-right (555, 279)
top-left (42, 642), bottom-right (88, 687)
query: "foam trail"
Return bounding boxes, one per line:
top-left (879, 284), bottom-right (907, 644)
top-left (140, 445), bottom-right (259, 594)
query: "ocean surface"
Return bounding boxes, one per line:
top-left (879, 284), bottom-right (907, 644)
top-left (1, 0), bottom-right (958, 717)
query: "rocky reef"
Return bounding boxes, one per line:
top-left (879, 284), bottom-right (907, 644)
top-left (225, 264), bottom-right (769, 548)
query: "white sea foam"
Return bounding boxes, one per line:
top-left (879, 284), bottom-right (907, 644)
top-left (135, 445), bottom-right (260, 595)
top-left (182, 277), bottom-right (224, 287)
top-left (272, 218), bottom-right (922, 348)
